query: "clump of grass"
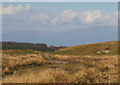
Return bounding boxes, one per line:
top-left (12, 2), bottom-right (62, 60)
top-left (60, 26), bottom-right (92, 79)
top-left (2, 54), bottom-right (48, 76)
top-left (2, 69), bottom-right (71, 83)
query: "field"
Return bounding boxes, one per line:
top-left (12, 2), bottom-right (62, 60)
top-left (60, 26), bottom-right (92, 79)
top-left (53, 41), bottom-right (118, 56)
top-left (2, 41), bottom-right (119, 83)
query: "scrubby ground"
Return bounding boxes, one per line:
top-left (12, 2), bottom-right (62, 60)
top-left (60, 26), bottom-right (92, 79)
top-left (2, 50), bottom-right (118, 83)
top-left (53, 41), bottom-right (118, 56)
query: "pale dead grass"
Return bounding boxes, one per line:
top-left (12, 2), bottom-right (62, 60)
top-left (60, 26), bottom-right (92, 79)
top-left (2, 54), bottom-right (48, 75)
top-left (2, 54), bottom-right (118, 83)
top-left (3, 68), bottom-right (72, 83)
top-left (2, 67), bottom-right (89, 83)
top-left (50, 55), bottom-right (118, 83)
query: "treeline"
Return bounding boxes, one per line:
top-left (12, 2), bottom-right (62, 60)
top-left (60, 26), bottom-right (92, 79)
top-left (1, 41), bottom-right (54, 52)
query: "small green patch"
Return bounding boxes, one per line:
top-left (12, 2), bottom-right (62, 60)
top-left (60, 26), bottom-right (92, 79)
top-left (100, 67), bottom-right (109, 72)
top-left (63, 64), bottom-right (76, 70)
top-left (68, 70), bottom-right (77, 75)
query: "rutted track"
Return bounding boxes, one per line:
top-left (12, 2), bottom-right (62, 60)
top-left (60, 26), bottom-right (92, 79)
top-left (39, 53), bottom-right (68, 64)
top-left (39, 53), bottom-right (82, 72)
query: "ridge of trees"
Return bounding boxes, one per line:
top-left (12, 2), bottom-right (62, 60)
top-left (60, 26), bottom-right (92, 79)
top-left (1, 41), bottom-right (54, 52)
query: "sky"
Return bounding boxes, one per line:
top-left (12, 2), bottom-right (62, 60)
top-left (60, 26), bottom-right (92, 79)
top-left (2, 2), bottom-right (118, 32)
top-left (1, 0), bottom-right (119, 2)
top-left (2, 2), bottom-right (118, 46)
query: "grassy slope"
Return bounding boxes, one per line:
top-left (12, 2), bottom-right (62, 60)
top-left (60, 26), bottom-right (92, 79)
top-left (2, 49), bottom-right (39, 55)
top-left (53, 41), bottom-right (119, 56)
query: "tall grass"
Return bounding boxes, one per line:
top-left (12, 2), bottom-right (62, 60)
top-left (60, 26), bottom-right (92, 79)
top-left (2, 48), bottom-right (118, 83)
top-left (2, 53), bottom-right (49, 76)
top-left (2, 55), bottom-right (118, 83)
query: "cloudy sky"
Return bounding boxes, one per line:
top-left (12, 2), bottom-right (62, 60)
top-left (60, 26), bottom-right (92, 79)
top-left (2, 2), bottom-right (118, 46)
top-left (2, 2), bottom-right (118, 32)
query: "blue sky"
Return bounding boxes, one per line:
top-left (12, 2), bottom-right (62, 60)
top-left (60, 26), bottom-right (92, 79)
top-left (2, 2), bottom-right (118, 32)
top-left (31, 2), bottom-right (117, 13)
top-left (3, 2), bottom-right (118, 32)
top-left (3, 2), bottom-right (117, 13)
top-left (2, 2), bottom-right (118, 46)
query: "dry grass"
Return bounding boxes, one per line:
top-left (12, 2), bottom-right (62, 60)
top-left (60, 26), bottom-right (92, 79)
top-left (49, 55), bottom-right (118, 83)
top-left (3, 68), bottom-right (71, 83)
top-left (2, 49), bottom-right (118, 83)
top-left (2, 68), bottom-right (90, 83)
top-left (2, 53), bottom-right (49, 76)
top-left (2, 54), bottom-right (118, 83)
top-left (53, 41), bottom-right (118, 56)
top-left (2, 49), bottom-right (38, 56)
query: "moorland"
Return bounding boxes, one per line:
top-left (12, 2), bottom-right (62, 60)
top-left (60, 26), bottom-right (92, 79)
top-left (1, 41), bottom-right (119, 83)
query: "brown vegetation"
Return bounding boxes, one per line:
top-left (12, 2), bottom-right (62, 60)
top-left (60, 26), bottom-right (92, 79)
top-left (2, 52), bottom-right (118, 83)
top-left (2, 52), bottom-right (49, 76)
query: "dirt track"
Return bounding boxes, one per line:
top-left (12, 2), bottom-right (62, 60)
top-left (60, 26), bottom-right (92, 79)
top-left (39, 53), bottom-right (68, 64)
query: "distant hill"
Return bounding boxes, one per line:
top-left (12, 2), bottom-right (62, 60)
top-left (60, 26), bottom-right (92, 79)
top-left (3, 26), bottom-right (117, 46)
top-left (2, 41), bottom-right (54, 52)
top-left (53, 41), bottom-right (119, 56)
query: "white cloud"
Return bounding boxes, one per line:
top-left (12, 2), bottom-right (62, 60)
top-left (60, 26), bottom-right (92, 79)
top-left (79, 10), bottom-right (102, 24)
top-left (96, 12), bottom-right (117, 27)
top-left (50, 9), bottom-right (117, 28)
top-left (2, 6), bottom-right (117, 32)
top-left (51, 9), bottom-right (77, 25)
top-left (31, 13), bottom-right (50, 24)
top-left (2, 4), bottom-right (30, 15)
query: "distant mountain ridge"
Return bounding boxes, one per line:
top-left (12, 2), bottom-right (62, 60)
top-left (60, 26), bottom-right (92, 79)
top-left (3, 26), bottom-right (117, 46)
